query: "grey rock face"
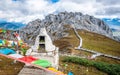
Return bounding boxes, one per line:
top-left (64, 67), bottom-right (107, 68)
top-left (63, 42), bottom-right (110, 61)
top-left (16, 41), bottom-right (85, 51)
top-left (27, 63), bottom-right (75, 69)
top-left (19, 12), bottom-right (114, 45)
top-left (19, 19), bottom-right (41, 45)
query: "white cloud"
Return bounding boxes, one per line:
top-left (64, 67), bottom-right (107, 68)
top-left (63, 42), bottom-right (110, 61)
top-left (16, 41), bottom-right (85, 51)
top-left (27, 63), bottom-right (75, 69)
top-left (8, 14), bottom-right (45, 23)
top-left (0, 0), bottom-right (56, 23)
top-left (110, 25), bottom-right (120, 30)
top-left (57, 0), bottom-right (97, 15)
top-left (0, 0), bottom-right (120, 23)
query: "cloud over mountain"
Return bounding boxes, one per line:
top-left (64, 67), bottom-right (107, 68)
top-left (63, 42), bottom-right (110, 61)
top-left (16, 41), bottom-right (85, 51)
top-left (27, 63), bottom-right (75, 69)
top-left (0, 0), bottom-right (120, 23)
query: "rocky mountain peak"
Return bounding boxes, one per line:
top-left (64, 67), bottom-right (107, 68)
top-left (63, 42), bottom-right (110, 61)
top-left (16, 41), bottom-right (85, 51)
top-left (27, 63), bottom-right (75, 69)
top-left (19, 12), bottom-right (114, 45)
top-left (43, 12), bottom-right (112, 36)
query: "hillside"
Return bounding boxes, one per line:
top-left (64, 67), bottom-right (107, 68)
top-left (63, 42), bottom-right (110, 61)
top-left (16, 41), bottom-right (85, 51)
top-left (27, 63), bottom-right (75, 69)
top-left (0, 12), bottom-right (120, 75)
top-left (0, 28), bottom-right (119, 75)
top-left (0, 21), bottom-right (25, 30)
top-left (54, 29), bottom-right (120, 57)
top-left (78, 29), bottom-right (120, 57)
top-left (53, 27), bottom-right (120, 74)
top-left (0, 56), bottom-right (24, 75)
top-left (54, 29), bottom-right (120, 75)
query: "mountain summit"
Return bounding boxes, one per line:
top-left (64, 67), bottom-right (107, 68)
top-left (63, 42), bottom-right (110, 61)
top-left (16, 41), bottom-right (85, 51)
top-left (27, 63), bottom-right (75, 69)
top-left (19, 12), bottom-right (115, 45)
top-left (0, 20), bottom-right (25, 30)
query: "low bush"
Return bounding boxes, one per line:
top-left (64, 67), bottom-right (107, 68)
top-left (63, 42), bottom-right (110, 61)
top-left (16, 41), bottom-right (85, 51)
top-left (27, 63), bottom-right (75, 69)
top-left (63, 56), bottom-right (120, 75)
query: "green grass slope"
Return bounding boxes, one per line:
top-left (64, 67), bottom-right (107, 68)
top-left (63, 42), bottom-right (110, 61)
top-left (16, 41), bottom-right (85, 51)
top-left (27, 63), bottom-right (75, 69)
top-left (77, 29), bottom-right (120, 57)
top-left (54, 29), bottom-right (120, 57)
top-left (54, 29), bottom-right (120, 75)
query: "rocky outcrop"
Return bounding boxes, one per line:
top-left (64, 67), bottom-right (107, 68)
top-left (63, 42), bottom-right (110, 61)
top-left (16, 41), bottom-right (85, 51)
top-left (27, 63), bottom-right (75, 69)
top-left (19, 12), bottom-right (114, 45)
top-left (18, 19), bottom-right (41, 45)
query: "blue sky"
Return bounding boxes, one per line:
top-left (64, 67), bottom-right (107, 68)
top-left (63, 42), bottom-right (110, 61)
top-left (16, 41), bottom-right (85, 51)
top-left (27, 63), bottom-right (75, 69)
top-left (50, 0), bottom-right (59, 3)
top-left (0, 0), bottom-right (120, 30)
top-left (103, 18), bottom-right (120, 30)
top-left (13, 0), bottom-right (59, 3)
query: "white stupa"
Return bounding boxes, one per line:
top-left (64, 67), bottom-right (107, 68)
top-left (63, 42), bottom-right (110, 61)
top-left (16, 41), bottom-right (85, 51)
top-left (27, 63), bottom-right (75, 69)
top-left (26, 27), bottom-right (59, 69)
top-left (33, 27), bottom-right (56, 52)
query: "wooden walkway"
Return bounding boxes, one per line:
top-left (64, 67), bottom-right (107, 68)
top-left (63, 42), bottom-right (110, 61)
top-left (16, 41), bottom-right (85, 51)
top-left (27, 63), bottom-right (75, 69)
top-left (76, 48), bottom-right (120, 60)
top-left (71, 24), bottom-right (82, 48)
top-left (71, 24), bottom-right (120, 60)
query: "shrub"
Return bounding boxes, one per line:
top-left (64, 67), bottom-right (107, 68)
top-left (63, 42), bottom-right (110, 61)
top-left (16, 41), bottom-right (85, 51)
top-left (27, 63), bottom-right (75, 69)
top-left (62, 56), bottom-right (120, 75)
